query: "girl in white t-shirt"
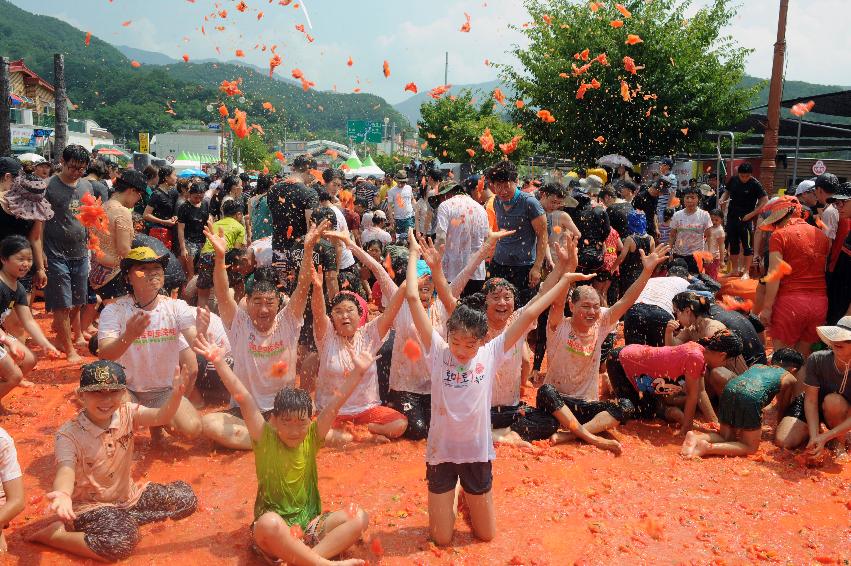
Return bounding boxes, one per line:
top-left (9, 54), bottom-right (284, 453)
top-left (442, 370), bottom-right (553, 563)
top-left (404, 230), bottom-right (589, 547)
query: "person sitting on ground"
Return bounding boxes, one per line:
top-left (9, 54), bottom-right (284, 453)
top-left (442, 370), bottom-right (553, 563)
top-left (0, 236), bottom-right (62, 411)
top-left (97, 247), bottom-right (202, 442)
top-left (196, 199), bottom-right (246, 309)
top-left (0, 426), bottom-right (24, 554)
top-left (404, 230), bottom-right (589, 546)
top-left (521, 242), bottom-right (671, 450)
top-left (682, 348), bottom-right (802, 459)
top-left (28, 361), bottom-right (197, 562)
top-left (312, 246), bottom-right (408, 445)
top-left (194, 334), bottom-right (371, 566)
top-left (774, 316), bottom-right (851, 458)
top-left (607, 330), bottom-right (744, 435)
top-left (199, 220), bottom-right (328, 450)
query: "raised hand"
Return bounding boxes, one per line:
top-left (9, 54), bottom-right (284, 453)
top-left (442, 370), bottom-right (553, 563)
top-left (416, 234), bottom-right (443, 270)
top-left (351, 351), bottom-right (379, 377)
top-left (192, 333), bottom-right (224, 363)
top-left (202, 220), bottom-right (229, 258)
top-left (172, 364), bottom-right (190, 396)
top-left (195, 306), bottom-right (211, 339)
top-left (305, 219), bottom-right (332, 249)
top-left (125, 311), bottom-right (151, 339)
top-left (486, 229), bottom-right (516, 248)
top-left (310, 263), bottom-right (324, 289)
top-left (407, 228), bottom-right (421, 254)
top-left (640, 243), bottom-right (671, 271)
top-left (563, 272), bottom-right (596, 285)
top-left (554, 234), bottom-right (579, 273)
top-left (46, 491), bottom-right (76, 521)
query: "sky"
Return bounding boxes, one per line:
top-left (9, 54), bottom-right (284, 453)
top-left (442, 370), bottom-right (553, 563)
top-left (10, 0), bottom-right (851, 104)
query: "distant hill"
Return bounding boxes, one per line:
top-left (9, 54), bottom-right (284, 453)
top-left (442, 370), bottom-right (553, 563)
top-left (0, 0), bottom-right (409, 148)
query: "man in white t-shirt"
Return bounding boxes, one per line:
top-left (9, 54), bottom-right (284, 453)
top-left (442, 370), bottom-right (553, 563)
top-left (670, 187), bottom-right (712, 274)
top-left (361, 210), bottom-right (392, 246)
top-left (97, 247), bottom-right (202, 442)
top-left (321, 168), bottom-right (356, 271)
top-left (434, 180), bottom-right (489, 290)
top-left (197, 219), bottom-right (326, 450)
top-left (386, 170), bottom-right (415, 240)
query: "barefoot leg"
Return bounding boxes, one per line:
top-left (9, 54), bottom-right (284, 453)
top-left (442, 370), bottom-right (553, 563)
top-left (26, 521), bottom-right (104, 561)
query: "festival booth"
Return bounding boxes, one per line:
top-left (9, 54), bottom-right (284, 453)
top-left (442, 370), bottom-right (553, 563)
top-left (171, 151), bottom-right (218, 173)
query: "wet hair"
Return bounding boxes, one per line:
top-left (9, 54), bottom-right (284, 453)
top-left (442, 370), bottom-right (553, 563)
top-left (672, 291), bottom-right (712, 317)
top-left (316, 189), bottom-right (331, 203)
top-left (600, 187), bottom-right (618, 201)
top-left (446, 294), bottom-right (489, 340)
top-left (427, 169), bottom-right (444, 182)
top-left (239, 173), bottom-right (250, 186)
top-left (0, 235), bottom-right (32, 259)
top-left (814, 173), bottom-right (840, 194)
top-left (569, 285), bottom-right (599, 303)
top-left (157, 165), bottom-right (175, 185)
top-left (668, 265), bottom-right (690, 279)
top-left (619, 180), bottom-right (638, 195)
top-left (482, 277), bottom-right (517, 299)
top-left (698, 330), bottom-right (743, 357)
top-left (62, 144), bottom-right (90, 165)
top-left (85, 159), bottom-right (108, 178)
top-left (363, 239), bottom-right (384, 255)
top-left (487, 160), bottom-right (518, 183)
top-left (681, 187), bottom-right (700, 198)
top-left (771, 347), bottom-right (804, 371)
top-left (271, 387), bottom-right (314, 419)
top-left (737, 162), bottom-right (753, 174)
top-left (311, 206), bottom-right (337, 228)
top-left (663, 207), bottom-right (676, 221)
top-left (221, 199), bottom-right (241, 217)
top-left (330, 292), bottom-right (363, 315)
top-left (188, 182), bottom-right (205, 195)
top-left (710, 208), bottom-right (723, 218)
top-left (252, 266), bottom-right (279, 286)
top-left (255, 173), bottom-right (272, 195)
top-left (143, 165), bottom-right (159, 183)
top-left (176, 178), bottom-right (191, 193)
top-left (693, 273), bottom-right (721, 294)
top-left (248, 279), bottom-right (279, 298)
top-left (222, 175), bottom-right (241, 194)
top-left (539, 182), bottom-right (566, 199)
top-left (322, 168), bottom-right (345, 184)
top-left (353, 197), bottom-right (370, 210)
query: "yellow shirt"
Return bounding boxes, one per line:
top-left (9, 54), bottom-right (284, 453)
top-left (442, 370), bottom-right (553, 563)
top-left (201, 216), bottom-right (246, 254)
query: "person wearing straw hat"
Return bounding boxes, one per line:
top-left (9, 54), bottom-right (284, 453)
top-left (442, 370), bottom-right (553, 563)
top-left (774, 316), bottom-right (851, 458)
top-left (756, 196), bottom-right (830, 357)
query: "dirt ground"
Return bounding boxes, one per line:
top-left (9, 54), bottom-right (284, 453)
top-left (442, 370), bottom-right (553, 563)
top-left (2, 305), bottom-right (850, 566)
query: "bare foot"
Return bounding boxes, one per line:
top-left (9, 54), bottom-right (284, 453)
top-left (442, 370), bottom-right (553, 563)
top-left (591, 437), bottom-right (622, 456)
top-left (829, 440), bottom-right (848, 460)
top-left (550, 431), bottom-right (575, 445)
top-left (65, 351), bottom-right (83, 365)
top-left (25, 520), bottom-right (66, 544)
top-left (365, 434), bottom-right (391, 444)
top-left (19, 379), bottom-right (35, 388)
top-left (325, 429), bottom-right (354, 447)
top-left (493, 429), bottom-right (532, 448)
top-left (690, 438), bottom-right (712, 458)
top-left (681, 431), bottom-right (700, 458)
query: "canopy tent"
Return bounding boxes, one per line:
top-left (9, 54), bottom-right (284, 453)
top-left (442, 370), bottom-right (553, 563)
top-left (343, 152), bottom-right (363, 170)
top-left (174, 151), bottom-right (218, 164)
top-left (347, 154), bottom-right (385, 178)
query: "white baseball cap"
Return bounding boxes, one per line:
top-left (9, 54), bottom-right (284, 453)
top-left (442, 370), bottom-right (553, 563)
top-left (795, 179), bottom-right (815, 196)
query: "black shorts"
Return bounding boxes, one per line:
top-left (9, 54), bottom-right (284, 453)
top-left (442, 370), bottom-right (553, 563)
top-left (426, 461), bottom-right (492, 496)
top-left (782, 393), bottom-right (826, 425)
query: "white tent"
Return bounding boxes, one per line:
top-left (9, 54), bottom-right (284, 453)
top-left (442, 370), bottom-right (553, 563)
top-left (347, 154), bottom-right (384, 178)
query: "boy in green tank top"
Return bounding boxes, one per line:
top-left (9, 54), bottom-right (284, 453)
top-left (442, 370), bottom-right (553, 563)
top-left (193, 327), bottom-right (375, 565)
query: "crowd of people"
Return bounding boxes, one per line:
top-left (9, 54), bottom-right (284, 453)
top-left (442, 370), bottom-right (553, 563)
top-left (0, 145), bottom-right (849, 564)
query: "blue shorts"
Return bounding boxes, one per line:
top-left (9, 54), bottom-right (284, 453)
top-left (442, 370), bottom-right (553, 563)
top-left (44, 254), bottom-right (89, 311)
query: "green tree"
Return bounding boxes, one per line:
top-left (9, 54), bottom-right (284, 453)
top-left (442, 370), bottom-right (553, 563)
top-left (418, 90), bottom-right (531, 168)
top-left (499, 0), bottom-right (757, 165)
top-left (233, 133), bottom-right (270, 171)
top-left (373, 152), bottom-right (408, 175)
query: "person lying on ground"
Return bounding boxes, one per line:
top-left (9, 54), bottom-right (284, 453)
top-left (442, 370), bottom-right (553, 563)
top-left (682, 348), bottom-right (801, 458)
top-left (193, 334), bottom-right (371, 566)
top-left (28, 361), bottom-right (197, 562)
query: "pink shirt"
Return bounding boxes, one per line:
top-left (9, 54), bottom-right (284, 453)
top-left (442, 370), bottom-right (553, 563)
top-left (55, 403), bottom-right (146, 514)
top-left (619, 343), bottom-right (706, 395)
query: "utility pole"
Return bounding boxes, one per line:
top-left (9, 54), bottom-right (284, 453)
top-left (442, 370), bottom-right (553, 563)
top-left (53, 54), bottom-right (68, 160)
top-left (390, 122), bottom-right (396, 156)
top-left (444, 52), bottom-right (448, 85)
top-left (759, 0), bottom-right (788, 194)
top-left (0, 57), bottom-right (11, 157)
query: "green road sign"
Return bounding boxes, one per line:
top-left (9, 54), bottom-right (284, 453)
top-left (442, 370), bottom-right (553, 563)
top-left (346, 120), bottom-right (383, 143)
